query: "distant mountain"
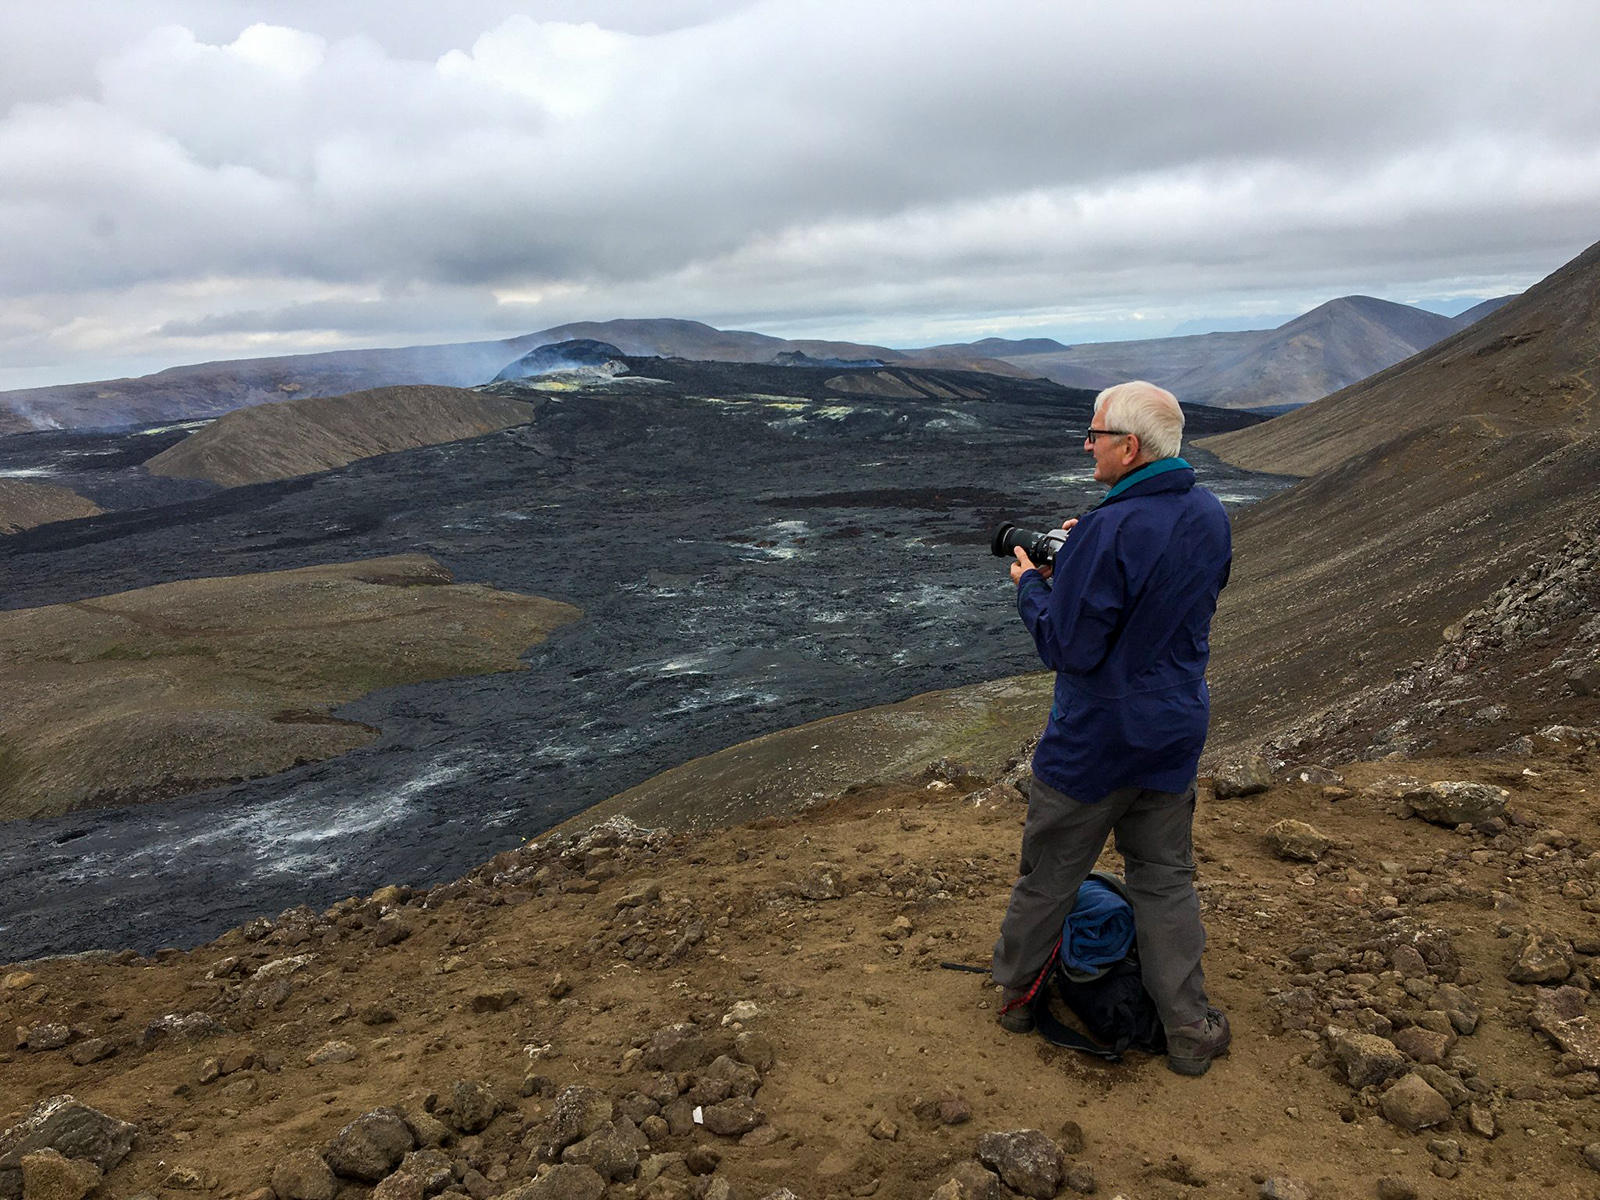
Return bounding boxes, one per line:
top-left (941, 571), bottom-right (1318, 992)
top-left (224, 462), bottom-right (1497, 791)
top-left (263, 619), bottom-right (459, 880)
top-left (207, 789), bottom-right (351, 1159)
top-left (1200, 237), bottom-right (1600, 755)
top-left (1449, 294), bottom-right (1517, 327)
top-left (987, 295), bottom-right (1478, 410)
top-left (0, 297), bottom-right (1524, 432)
top-left (144, 385), bottom-right (535, 487)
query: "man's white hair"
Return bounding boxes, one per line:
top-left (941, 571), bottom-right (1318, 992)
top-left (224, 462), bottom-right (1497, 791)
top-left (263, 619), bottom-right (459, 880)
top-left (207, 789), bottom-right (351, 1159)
top-left (1095, 381), bottom-right (1184, 461)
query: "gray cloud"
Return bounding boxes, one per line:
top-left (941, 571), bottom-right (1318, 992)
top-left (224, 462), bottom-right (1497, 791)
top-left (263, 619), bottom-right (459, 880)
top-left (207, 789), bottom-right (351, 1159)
top-left (2, 0), bottom-right (1598, 388)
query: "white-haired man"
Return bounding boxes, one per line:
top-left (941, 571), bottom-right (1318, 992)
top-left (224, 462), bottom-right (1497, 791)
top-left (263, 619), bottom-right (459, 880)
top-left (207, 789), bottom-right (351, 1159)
top-left (993, 380), bottom-right (1234, 1076)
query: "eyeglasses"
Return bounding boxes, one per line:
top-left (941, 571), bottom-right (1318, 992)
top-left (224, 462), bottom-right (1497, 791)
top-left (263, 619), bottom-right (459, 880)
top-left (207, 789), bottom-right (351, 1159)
top-left (1084, 427), bottom-right (1132, 443)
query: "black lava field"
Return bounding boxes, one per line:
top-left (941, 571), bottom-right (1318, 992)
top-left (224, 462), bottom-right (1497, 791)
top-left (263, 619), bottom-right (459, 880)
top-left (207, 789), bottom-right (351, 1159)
top-left (0, 364), bottom-right (1286, 959)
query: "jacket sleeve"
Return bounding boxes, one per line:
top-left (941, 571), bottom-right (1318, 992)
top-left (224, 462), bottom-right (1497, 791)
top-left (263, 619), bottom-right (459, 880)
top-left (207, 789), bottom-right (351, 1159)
top-left (1015, 516), bottom-right (1125, 675)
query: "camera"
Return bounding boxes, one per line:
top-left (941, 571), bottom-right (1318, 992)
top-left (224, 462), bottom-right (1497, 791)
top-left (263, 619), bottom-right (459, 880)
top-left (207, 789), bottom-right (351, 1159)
top-left (990, 521), bottom-right (1069, 569)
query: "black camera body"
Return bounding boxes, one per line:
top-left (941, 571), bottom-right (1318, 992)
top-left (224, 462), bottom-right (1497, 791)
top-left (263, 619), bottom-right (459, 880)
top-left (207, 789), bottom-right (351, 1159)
top-left (990, 521), bottom-right (1069, 569)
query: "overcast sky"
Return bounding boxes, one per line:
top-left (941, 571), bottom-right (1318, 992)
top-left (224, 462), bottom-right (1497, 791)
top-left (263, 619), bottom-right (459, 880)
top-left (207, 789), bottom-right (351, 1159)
top-left (3, 0), bottom-right (1598, 390)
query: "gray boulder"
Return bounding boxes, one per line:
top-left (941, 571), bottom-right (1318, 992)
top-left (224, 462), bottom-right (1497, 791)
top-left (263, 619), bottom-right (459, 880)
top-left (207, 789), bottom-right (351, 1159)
top-left (0, 1096), bottom-right (136, 1200)
top-left (975, 1130), bottom-right (1066, 1200)
top-left (271, 1150), bottom-right (338, 1200)
top-left (323, 1108), bottom-right (414, 1182)
top-left (1379, 1075), bottom-right (1452, 1132)
top-left (1265, 819), bottom-right (1330, 862)
top-left (1213, 756), bottom-right (1272, 798)
top-left (1401, 781), bottom-right (1509, 826)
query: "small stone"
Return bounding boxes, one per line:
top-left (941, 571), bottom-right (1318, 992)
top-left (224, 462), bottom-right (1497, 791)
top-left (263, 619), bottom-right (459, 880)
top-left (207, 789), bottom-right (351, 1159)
top-left (1401, 781), bottom-right (1509, 826)
top-left (1529, 986), bottom-right (1600, 1068)
top-left (976, 1129), bottom-right (1066, 1200)
top-left (1391, 1026), bottom-right (1456, 1065)
top-left (702, 1097), bottom-right (763, 1137)
top-left (1389, 945), bottom-right (1428, 979)
top-left (739, 1124), bottom-right (783, 1147)
top-left (1583, 1143), bottom-right (1600, 1172)
top-left (450, 1078), bottom-right (501, 1134)
top-left (1258, 1178), bottom-right (1310, 1200)
top-left (1265, 820), bottom-right (1329, 863)
top-left (1328, 1029), bottom-right (1408, 1089)
top-left (1057, 1119), bottom-right (1085, 1154)
top-left (1375, 1177), bottom-right (1416, 1200)
top-left (3, 971), bottom-right (38, 991)
top-left (508, 1163), bottom-right (607, 1200)
top-left (19, 1148), bottom-right (101, 1200)
top-left (469, 987), bottom-right (520, 1013)
top-left (1062, 1162), bottom-right (1096, 1194)
top-left (1412, 1065), bottom-right (1470, 1108)
top-left (684, 1145), bottom-right (722, 1176)
top-left (0, 1096), bottom-right (138, 1174)
top-left (372, 1171), bottom-right (426, 1200)
top-left (641, 1023), bottom-right (729, 1072)
top-left (561, 1121), bottom-right (639, 1182)
top-left (734, 1030), bottom-right (776, 1073)
top-left (1425, 1138), bottom-right (1461, 1163)
top-left (937, 1095), bottom-right (971, 1125)
top-left (547, 1086), bottom-right (614, 1150)
top-left (796, 862), bottom-right (846, 900)
top-left (272, 1151), bottom-right (338, 1200)
top-left (66, 1038), bottom-right (115, 1067)
top-left (1213, 756), bottom-right (1272, 797)
top-left (869, 1117), bottom-right (898, 1141)
top-left (1430, 1160), bottom-right (1459, 1179)
top-left (1379, 1074), bottom-right (1452, 1133)
top-left (1510, 931), bottom-right (1574, 983)
top-left (306, 1039), bottom-right (358, 1065)
top-left (1466, 1103), bottom-right (1498, 1139)
top-left (162, 1166), bottom-right (209, 1190)
top-left (360, 1003), bottom-right (397, 1026)
top-left (322, 1107), bottom-right (414, 1182)
top-left (17, 1024), bottom-right (70, 1052)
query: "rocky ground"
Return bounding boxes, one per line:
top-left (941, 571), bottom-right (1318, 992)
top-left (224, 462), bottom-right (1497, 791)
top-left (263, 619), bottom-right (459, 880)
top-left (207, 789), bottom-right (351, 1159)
top-left (5, 728), bottom-right (1600, 1199)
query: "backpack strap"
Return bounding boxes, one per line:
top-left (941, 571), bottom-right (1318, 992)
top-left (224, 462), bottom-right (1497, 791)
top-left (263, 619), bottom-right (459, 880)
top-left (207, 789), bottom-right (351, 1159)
top-left (1028, 969), bottom-right (1131, 1062)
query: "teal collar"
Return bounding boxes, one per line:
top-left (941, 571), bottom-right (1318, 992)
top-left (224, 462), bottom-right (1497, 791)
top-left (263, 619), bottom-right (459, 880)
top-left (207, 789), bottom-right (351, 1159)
top-left (1099, 456), bottom-right (1192, 505)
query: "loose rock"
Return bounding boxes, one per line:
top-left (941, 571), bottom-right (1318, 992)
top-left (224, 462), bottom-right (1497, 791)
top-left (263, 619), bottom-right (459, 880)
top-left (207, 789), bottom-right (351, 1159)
top-left (1328, 1030), bottom-right (1407, 1089)
top-left (1509, 931), bottom-right (1574, 984)
top-left (323, 1108), bottom-right (414, 1182)
top-left (271, 1152), bottom-right (338, 1200)
top-left (449, 1079), bottom-right (500, 1134)
top-left (1213, 757), bottom-right (1272, 798)
top-left (18, 1149), bottom-right (100, 1200)
top-left (976, 1130), bottom-right (1066, 1200)
top-left (1401, 781), bottom-right (1509, 826)
top-left (1264, 820), bottom-right (1329, 863)
top-left (796, 863), bottom-right (846, 900)
top-left (1378, 1075), bottom-right (1452, 1133)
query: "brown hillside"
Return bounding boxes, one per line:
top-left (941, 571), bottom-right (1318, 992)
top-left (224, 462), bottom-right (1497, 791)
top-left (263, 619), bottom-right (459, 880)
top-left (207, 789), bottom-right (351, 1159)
top-left (145, 386), bottom-right (536, 487)
top-left (0, 479), bottom-right (103, 535)
top-left (1198, 238), bottom-right (1600, 476)
top-left (1193, 238), bottom-right (1600, 756)
top-left (0, 555), bottom-right (578, 821)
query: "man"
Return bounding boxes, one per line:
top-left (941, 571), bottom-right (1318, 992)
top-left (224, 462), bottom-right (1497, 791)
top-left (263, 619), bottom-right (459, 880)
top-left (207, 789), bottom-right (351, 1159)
top-left (992, 380), bottom-right (1233, 1076)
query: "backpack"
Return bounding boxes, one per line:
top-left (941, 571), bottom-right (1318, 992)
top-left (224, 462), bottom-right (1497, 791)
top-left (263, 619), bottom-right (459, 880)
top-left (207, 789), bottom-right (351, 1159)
top-left (1030, 872), bottom-right (1167, 1062)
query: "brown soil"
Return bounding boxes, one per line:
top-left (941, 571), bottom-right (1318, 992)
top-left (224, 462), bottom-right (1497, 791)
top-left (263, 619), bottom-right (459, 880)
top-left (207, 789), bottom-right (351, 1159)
top-left (0, 555), bottom-right (579, 821)
top-left (0, 479), bottom-right (103, 535)
top-left (5, 741), bottom-right (1599, 1199)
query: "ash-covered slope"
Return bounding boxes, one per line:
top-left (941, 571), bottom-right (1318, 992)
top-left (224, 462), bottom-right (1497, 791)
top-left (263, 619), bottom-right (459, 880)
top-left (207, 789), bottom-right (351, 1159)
top-left (144, 385), bottom-right (535, 487)
top-left (1201, 238), bottom-right (1600, 755)
top-left (0, 479), bottom-right (103, 534)
top-left (1199, 239), bottom-right (1600, 476)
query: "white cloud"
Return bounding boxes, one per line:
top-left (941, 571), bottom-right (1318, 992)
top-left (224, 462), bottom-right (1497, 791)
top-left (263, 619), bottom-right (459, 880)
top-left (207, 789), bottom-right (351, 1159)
top-left (1, 0), bottom-right (1598, 387)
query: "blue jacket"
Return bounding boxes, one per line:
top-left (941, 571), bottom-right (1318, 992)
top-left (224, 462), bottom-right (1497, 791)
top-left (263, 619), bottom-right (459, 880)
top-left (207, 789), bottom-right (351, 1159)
top-left (1016, 458), bottom-right (1231, 802)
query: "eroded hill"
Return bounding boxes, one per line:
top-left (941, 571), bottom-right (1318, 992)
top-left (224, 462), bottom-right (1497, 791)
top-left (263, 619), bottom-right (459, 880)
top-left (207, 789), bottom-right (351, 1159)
top-left (144, 387), bottom-right (537, 487)
top-left (0, 479), bottom-right (102, 535)
top-left (0, 555), bottom-right (578, 821)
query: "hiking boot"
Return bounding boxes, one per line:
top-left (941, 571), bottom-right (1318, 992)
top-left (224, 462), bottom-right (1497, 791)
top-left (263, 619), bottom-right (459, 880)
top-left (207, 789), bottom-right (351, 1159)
top-left (1165, 1007), bottom-right (1230, 1075)
top-left (997, 988), bottom-right (1035, 1034)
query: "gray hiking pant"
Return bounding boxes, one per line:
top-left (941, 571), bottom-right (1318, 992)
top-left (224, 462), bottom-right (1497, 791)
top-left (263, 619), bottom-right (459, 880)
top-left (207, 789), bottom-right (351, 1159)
top-left (992, 775), bottom-right (1209, 1031)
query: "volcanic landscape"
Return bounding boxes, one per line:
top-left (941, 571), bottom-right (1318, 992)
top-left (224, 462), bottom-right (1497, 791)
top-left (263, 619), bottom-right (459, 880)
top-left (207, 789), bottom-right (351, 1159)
top-left (0, 359), bottom-right (1282, 961)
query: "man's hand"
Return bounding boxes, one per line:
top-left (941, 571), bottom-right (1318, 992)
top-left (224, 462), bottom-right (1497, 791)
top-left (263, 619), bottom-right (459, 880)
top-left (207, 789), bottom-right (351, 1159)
top-left (1010, 547), bottom-right (1050, 585)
